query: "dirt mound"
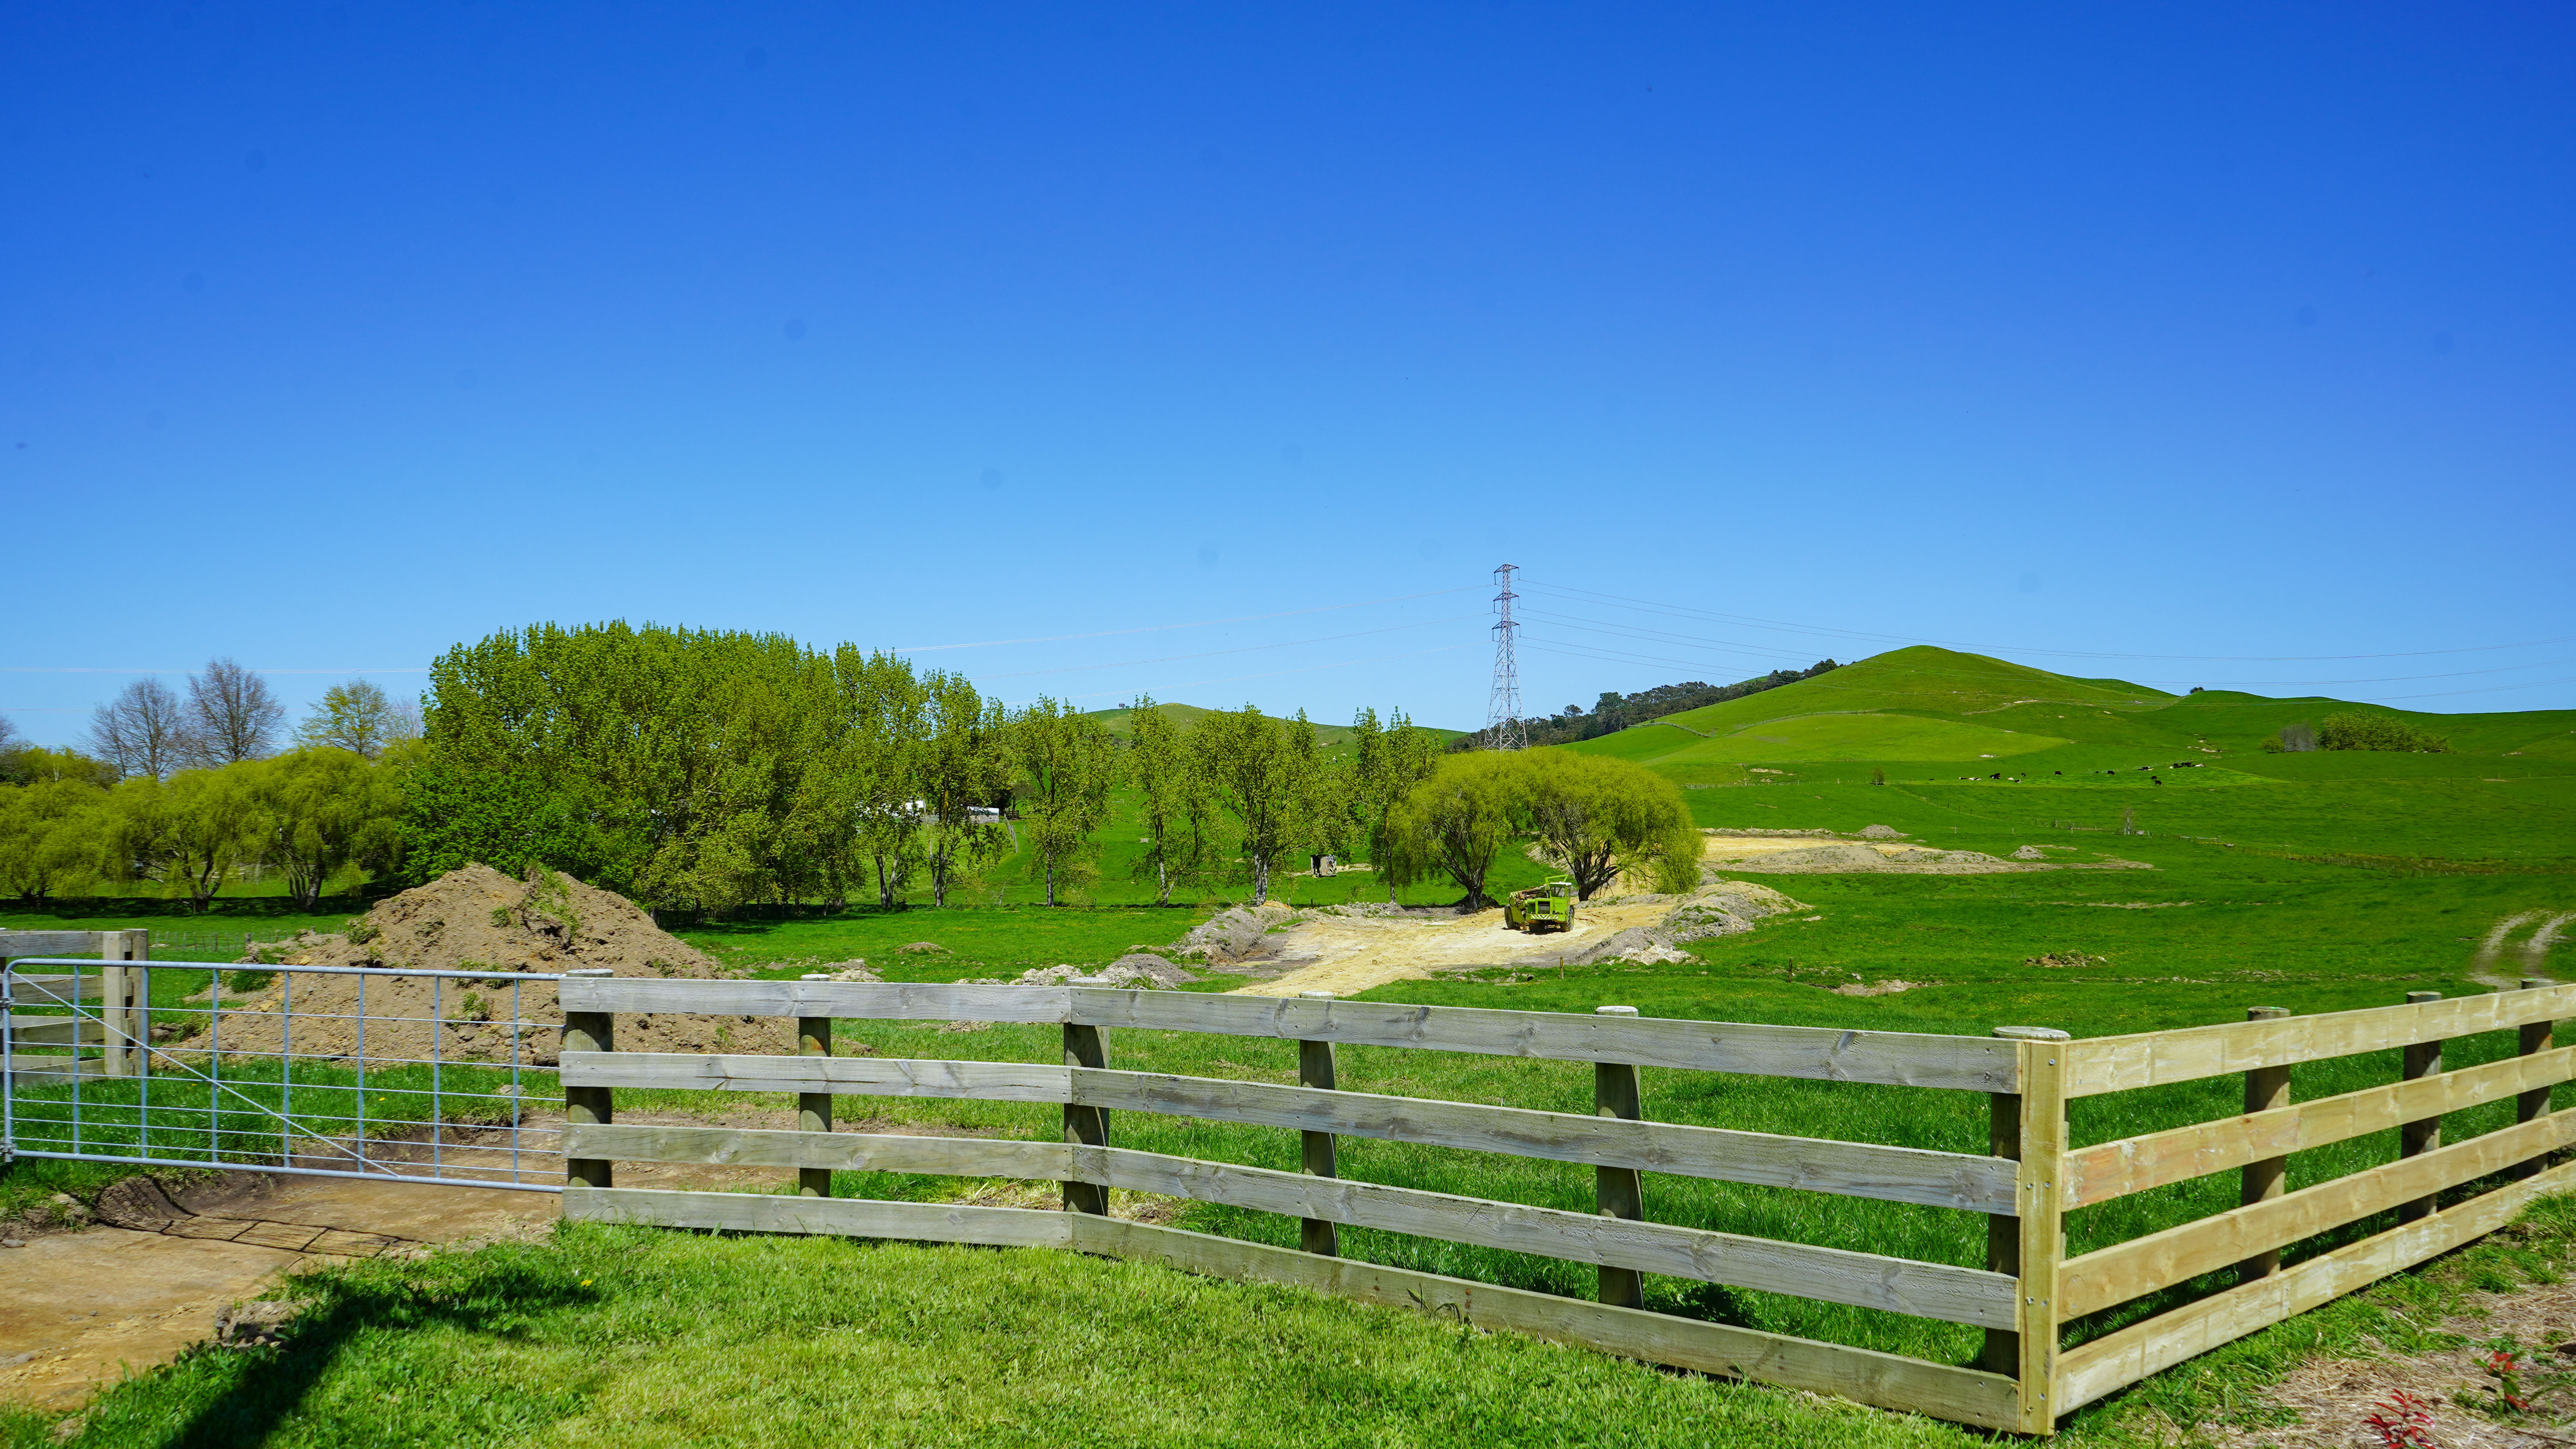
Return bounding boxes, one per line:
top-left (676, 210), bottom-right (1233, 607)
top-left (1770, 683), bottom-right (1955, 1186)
top-left (1858, 825), bottom-right (1905, 840)
top-left (196, 866), bottom-right (791, 1064)
top-left (1176, 901), bottom-right (1297, 966)
top-left (2025, 952), bottom-right (2106, 969)
top-left (971, 957), bottom-right (1203, 990)
top-left (1561, 882), bottom-right (1805, 967)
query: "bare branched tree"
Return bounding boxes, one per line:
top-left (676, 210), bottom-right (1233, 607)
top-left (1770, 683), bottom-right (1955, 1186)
top-left (88, 677), bottom-right (193, 780)
top-left (182, 658), bottom-right (284, 767)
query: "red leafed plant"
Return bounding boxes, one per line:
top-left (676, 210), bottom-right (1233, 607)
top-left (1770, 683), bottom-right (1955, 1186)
top-left (2361, 1389), bottom-right (2438, 1448)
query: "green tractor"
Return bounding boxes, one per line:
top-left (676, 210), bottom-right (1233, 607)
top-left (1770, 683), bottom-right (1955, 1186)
top-left (1504, 879), bottom-right (1577, 934)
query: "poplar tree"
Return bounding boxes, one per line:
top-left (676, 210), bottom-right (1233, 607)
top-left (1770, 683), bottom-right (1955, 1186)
top-left (1011, 697), bottom-right (1119, 906)
top-left (1193, 704), bottom-right (1322, 905)
top-left (1125, 695), bottom-right (1202, 906)
top-left (920, 672), bottom-right (1010, 907)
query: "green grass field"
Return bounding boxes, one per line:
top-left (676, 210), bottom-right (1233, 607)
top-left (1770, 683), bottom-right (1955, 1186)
top-left (10, 648), bottom-right (2576, 1446)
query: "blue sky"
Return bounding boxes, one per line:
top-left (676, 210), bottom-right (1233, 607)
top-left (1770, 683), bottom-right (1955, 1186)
top-left (6, 2), bottom-right (2572, 743)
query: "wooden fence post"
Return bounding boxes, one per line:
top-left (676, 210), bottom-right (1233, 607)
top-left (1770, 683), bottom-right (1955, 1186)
top-left (797, 976), bottom-right (835, 1199)
top-left (2239, 1006), bottom-right (2293, 1280)
top-left (1297, 991), bottom-right (1339, 1256)
top-left (1595, 1005), bottom-right (1644, 1309)
top-left (100, 930), bottom-right (148, 1078)
top-left (562, 969), bottom-right (615, 1189)
top-left (1987, 1024), bottom-right (2069, 1419)
top-left (2399, 992), bottom-right (2444, 1222)
top-left (1063, 979), bottom-right (1110, 1216)
top-left (2514, 977), bottom-right (2556, 1181)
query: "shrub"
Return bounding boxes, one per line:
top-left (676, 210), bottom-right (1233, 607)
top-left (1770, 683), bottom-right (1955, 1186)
top-left (2319, 712), bottom-right (2449, 753)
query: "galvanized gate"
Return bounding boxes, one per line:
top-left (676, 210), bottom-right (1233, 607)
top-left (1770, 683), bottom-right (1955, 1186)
top-left (2, 950), bottom-right (579, 1192)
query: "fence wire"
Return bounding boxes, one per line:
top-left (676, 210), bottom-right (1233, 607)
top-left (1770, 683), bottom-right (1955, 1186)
top-left (3, 958), bottom-right (573, 1192)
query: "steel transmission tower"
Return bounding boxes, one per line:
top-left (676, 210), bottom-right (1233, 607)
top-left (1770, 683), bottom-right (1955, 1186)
top-left (1485, 563), bottom-right (1526, 750)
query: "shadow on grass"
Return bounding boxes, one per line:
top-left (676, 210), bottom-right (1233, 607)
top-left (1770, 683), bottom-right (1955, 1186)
top-left (84, 1256), bottom-right (596, 1449)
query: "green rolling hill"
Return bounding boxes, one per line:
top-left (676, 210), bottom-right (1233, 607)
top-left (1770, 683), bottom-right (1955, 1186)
top-left (1557, 645), bottom-right (2576, 778)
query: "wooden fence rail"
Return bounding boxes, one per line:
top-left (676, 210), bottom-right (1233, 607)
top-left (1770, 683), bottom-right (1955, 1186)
top-left (555, 976), bottom-right (2575, 1435)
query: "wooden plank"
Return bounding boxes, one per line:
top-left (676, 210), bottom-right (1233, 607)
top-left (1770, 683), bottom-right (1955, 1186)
top-left (563, 1119), bottom-right (2012, 1327)
top-left (0, 934), bottom-right (105, 961)
top-left (2065, 982), bottom-right (2576, 1097)
top-left (559, 1051), bottom-right (1075, 1103)
top-left (565, 1123), bottom-right (1075, 1179)
top-left (559, 977), bottom-right (1073, 1025)
top-left (1070, 988), bottom-right (2019, 1093)
top-left (1071, 1068), bottom-right (2020, 1214)
top-left (2060, 1108), bottom-right (2576, 1319)
top-left (2059, 1156), bottom-right (2576, 1414)
top-left (1, 1056), bottom-right (103, 1085)
top-left (2063, 1044), bottom-right (2576, 1208)
top-left (1075, 1145), bottom-right (2017, 1329)
top-left (2, 1016), bottom-right (106, 1047)
top-left (6, 976), bottom-right (106, 1005)
top-left (562, 1185), bottom-right (1077, 1248)
top-left (1070, 1216), bottom-right (2023, 1431)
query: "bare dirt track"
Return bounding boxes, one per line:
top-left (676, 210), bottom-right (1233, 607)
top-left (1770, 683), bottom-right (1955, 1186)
top-left (1237, 894), bottom-right (1704, 998)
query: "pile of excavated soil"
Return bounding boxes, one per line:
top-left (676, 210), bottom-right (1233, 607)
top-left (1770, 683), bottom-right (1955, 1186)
top-left (193, 865), bottom-right (793, 1065)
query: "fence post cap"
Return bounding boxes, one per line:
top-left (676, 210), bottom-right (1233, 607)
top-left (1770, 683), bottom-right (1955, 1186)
top-left (801, 974), bottom-right (833, 981)
top-left (1992, 1025), bottom-right (2069, 1041)
top-left (1297, 991), bottom-right (1336, 1000)
top-left (1596, 1005), bottom-right (1639, 1016)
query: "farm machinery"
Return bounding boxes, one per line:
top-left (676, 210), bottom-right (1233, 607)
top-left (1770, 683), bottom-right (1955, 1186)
top-left (1504, 879), bottom-right (1576, 933)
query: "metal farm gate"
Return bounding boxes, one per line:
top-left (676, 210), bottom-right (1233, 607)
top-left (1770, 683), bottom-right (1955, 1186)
top-left (2, 937), bottom-right (578, 1193)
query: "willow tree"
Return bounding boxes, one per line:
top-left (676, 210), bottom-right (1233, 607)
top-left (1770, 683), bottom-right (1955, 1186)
top-left (1382, 749), bottom-right (1528, 909)
top-left (1521, 751), bottom-right (1700, 899)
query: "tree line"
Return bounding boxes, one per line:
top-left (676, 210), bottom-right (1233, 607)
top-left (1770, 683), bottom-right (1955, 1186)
top-left (397, 622), bottom-right (1461, 914)
top-left (1472, 659), bottom-right (1842, 749)
top-left (0, 622), bottom-right (1704, 915)
top-left (0, 670), bottom-right (410, 909)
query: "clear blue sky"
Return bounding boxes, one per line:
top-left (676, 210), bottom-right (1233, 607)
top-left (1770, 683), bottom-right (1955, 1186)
top-left (6, 2), bottom-right (2572, 743)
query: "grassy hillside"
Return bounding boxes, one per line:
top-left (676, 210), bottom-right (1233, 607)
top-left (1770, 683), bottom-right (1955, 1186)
top-left (1563, 645), bottom-right (2576, 779)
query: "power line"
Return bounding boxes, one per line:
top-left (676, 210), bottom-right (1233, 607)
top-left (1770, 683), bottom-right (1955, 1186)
top-left (1045, 643), bottom-right (1480, 704)
top-left (973, 614), bottom-right (1479, 681)
top-left (893, 585), bottom-right (1483, 653)
top-left (1526, 581), bottom-right (2576, 664)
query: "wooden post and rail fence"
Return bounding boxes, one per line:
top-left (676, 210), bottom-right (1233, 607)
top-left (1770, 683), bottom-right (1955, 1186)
top-left (549, 974), bottom-right (2576, 1435)
top-left (1, 931), bottom-right (151, 1084)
